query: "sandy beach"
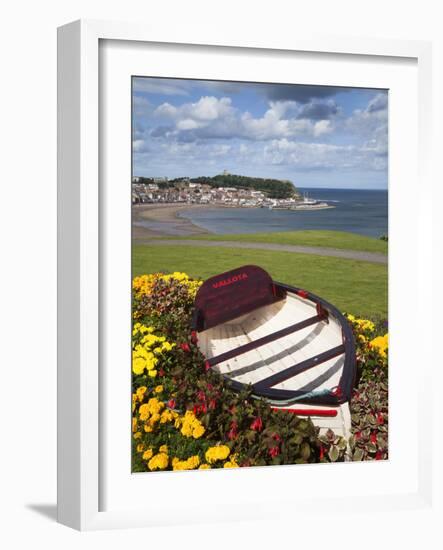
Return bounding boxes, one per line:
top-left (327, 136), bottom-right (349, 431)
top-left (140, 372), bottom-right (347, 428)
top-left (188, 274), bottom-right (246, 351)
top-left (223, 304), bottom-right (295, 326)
top-left (132, 203), bottom-right (212, 240)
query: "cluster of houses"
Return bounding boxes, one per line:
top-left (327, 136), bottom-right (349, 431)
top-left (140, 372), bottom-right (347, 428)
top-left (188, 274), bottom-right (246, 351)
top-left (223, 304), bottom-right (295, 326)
top-left (131, 177), bottom-right (302, 209)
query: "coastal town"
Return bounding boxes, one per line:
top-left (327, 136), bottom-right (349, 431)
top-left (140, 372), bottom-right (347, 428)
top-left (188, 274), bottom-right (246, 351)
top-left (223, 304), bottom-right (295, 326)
top-left (132, 175), bottom-right (334, 211)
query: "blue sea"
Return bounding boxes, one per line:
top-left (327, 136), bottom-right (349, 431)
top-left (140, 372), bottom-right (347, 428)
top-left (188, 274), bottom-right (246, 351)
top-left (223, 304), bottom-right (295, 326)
top-left (179, 188), bottom-right (388, 238)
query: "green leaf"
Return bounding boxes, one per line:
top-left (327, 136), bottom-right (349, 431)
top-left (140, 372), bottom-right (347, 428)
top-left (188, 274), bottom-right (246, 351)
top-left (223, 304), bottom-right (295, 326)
top-left (328, 445), bottom-right (339, 462)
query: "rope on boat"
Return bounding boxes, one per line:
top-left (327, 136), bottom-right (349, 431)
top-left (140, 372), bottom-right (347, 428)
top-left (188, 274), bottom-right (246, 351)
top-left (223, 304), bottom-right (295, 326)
top-left (253, 386), bottom-right (341, 407)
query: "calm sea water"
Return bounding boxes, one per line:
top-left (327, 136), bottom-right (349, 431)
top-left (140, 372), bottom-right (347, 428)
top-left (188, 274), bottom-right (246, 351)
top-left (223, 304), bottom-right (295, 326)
top-left (179, 188), bottom-right (388, 238)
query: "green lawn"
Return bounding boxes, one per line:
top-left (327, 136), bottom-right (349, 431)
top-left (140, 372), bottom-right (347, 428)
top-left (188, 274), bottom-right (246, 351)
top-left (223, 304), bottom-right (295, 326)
top-left (152, 230), bottom-right (388, 254)
top-left (133, 244), bottom-right (387, 319)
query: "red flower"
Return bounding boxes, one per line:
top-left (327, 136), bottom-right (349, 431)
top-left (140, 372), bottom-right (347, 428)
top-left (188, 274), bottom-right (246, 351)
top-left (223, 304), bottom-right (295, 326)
top-left (167, 399), bottom-right (176, 409)
top-left (250, 417), bottom-right (263, 432)
top-left (180, 343), bottom-right (191, 352)
top-left (370, 432), bottom-right (377, 444)
top-left (206, 383), bottom-right (213, 391)
top-left (269, 446), bottom-right (280, 458)
top-left (376, 413), bottom-right (384, 425)
top-left (196, 390), bottom-right (206, 402)
top-left (375, 451), bottom-right (383, 460)
top-left (158, 368), bottom-right (165, 377)
top-left (355, 431), bottom-right (362, 440)
top-left (227, 420), bottom-right (238, 440)
top-left (190, 330), bottom-right (198, 344)
top-left (204, 361), bottom-right (211, 372)
top-left (208, 398), bottom-right (217, 410)
top-left (272, 433), bottom-right (281, 442)
top-left (193, 403), bottom-right (207, 415)
top-left (319, 445), bottom-right (325, 460)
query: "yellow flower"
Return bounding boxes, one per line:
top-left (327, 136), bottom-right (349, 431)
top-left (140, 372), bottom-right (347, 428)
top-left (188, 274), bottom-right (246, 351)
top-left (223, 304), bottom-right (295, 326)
top-left (199, 464), bottom-right (211, 470)
top-left (136, 386), bottom-right (147, 401)
top-left (148, 370), bottom-right (157, 378)
top-left (139, 403), bottom-right (150, 421)
top-left (154, 385), bottom-right (163, 394)
top-left (133, 431), bottom-right (142, 439)
top-left (224, 454), bottom-right (239, 468)
top-left (192, 424), bottom-right (205, 439)
top-left (370, 333), bottom-right (388, 359)
top-left (144, 424), bottom-right (153, 433)
top-left (205, 445), bottom-right (230, 464)
top-left (171, 455), bottom-right (200, 471)
top-left (136, 443), bottom-right (145, 453)
top-left (159, 444), bottom-right (168, 453)
top-left (142, 448), bottom-right (153, 460)
top-left (148, 452), bottom-right (169, 471)
top-left (132, 417), bottom-right (138, 432)
top-left (132, 357), bottom-right (146, 375)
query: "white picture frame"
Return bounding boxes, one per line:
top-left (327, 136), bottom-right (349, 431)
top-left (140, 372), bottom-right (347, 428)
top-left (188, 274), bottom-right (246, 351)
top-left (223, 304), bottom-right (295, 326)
top-left (57, 19), bottom-right (434, 531)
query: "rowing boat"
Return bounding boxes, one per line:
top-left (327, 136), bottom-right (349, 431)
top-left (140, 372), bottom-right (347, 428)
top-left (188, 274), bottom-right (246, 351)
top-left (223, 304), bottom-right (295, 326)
top-left (192, 265), bottom-right (356, 441)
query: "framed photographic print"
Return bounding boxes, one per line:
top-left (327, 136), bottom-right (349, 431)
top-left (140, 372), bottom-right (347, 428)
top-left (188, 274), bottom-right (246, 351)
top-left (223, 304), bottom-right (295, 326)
top-left (57, 19), bottom-right (433, 530)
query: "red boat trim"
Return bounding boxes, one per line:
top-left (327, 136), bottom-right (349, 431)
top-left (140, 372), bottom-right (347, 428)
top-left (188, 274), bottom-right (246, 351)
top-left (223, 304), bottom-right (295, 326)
top-left (271, 407), bottom-right (338, 417)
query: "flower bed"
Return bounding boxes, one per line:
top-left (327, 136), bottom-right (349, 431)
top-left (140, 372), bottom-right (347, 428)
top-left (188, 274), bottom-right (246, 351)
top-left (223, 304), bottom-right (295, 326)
top-left (131, 272), bottom-right (388, 471)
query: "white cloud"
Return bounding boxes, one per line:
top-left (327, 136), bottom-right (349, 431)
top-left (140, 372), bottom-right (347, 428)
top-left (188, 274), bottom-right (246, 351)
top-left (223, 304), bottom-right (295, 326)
top-left (153, 96), bottom-right (336, 142)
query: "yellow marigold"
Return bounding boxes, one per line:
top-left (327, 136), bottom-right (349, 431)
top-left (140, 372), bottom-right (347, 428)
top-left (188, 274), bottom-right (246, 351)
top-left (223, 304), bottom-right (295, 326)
top-left (146, 397), bottom-right (164, 415)
top-left (133, 431), bottom-right (142, 439)
top-left (172, 455), bottom-right (200, 471)
top-left (139, 403), bottom-right (150, 421)
top-left (160, 410), bottom-right (175, 424)
top-left (199, 464), bottom-right (211, 470)
top-left (370, 333), bottom-right (388, 359)
top-left (142, 448), bottom-right (153, 460)
top-left (148, 452), bottom-right (169, 471)
top-left (154, 385), bottom-right (163, 394)
top-left (148, 370), bottom-right (157, 378)
top-left (144, 424), bottom-right (153, 433)
top-left (159, 444), bottom-right (168, 453)
top-left (192, 424), bottom-right (205, 439)
top-left (132, 417), bottom-right (138, 432)
top-left (136, 443), bottom-right (145, 453)
top-left (136, 386), bottom-right (147, 401)
top-left (132, 357), bottom-right (147, 375)
top-left (205, 445), bottom-right (230, 464)
top-left (224, 454), bottom-right (239, 468)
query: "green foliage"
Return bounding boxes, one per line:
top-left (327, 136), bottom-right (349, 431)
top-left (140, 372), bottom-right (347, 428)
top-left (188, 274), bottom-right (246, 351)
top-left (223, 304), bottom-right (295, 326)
top-left (190, 173), bottom-right (297, 198)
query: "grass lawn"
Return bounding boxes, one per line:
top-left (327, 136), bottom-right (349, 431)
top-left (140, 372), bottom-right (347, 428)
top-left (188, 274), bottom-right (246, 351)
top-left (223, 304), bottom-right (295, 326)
top-left (133, 244), bottom-right (387, 319)
top-left (152, 230), bottom-right (388, 255)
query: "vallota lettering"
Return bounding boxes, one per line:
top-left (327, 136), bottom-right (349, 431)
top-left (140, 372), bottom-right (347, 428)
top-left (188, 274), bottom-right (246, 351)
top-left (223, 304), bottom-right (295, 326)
top-left (212, 273), bottom-right (248, 289)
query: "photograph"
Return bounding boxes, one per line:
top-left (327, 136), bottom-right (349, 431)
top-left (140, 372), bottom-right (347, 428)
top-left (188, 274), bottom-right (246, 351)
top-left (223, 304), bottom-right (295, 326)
top-left (130, 76), bottom-right (389, 472)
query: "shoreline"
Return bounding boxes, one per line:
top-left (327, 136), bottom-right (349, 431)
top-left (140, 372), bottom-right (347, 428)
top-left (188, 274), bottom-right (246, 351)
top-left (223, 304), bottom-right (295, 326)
top-left (132, 203), bottom-right (212, 239)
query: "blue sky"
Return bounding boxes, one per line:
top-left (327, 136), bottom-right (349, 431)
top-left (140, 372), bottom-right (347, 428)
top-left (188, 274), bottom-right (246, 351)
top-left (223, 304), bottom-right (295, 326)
top-left (132, 77), bottom-right (388, 189)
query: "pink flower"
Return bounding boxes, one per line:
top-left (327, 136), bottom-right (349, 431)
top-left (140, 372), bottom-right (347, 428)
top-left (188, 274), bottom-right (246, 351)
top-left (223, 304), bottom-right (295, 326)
top-left (250, 417), bottom-right (263, 432)
top-left (204, 361), bottom-right (211, 372)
